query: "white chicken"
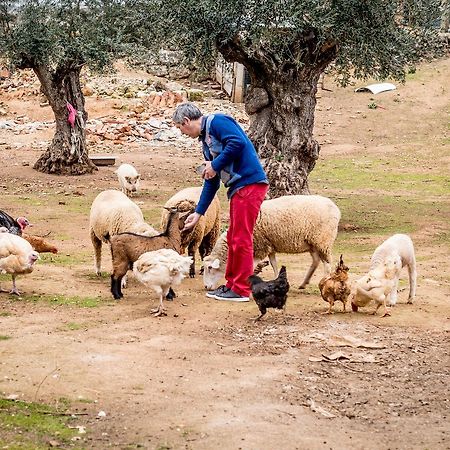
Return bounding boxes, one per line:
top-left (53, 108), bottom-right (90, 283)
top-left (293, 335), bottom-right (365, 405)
top-left (133, 249), bottom-right (192, 317)
top-left (0, 228), bottom-right (40, 295)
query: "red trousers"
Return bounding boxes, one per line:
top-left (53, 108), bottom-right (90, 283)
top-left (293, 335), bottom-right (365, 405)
top-left (225, 183), bottom-right (268, 296)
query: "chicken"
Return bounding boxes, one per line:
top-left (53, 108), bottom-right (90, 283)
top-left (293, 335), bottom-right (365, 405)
top-left (0, 209), bottom-right (31, 235)
top-left (133, 249), bottom-right (192, 317)
top-left (22, 234), bottom-right (58, 254)
top-left (0, 230), bottom-right (40, 295)
top-left (248, 265), bottom-right (290, 321)
top-left (318, 255), bottom-right (351, 314)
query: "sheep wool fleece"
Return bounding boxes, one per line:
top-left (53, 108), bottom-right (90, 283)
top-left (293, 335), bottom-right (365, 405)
top-left (226, 183), bottom-right (268, 297)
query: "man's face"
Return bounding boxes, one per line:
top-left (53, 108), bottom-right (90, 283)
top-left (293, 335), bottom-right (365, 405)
top-left (176, 118), bottom-right (201, 138)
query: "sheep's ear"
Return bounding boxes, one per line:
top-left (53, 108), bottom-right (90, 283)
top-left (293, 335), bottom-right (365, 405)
top-left (179, 211), bottom-right (190, 219)
top-left (136, 174), bottom-right (140, 180)
top-left (211, 258), bottom-right (220, 269)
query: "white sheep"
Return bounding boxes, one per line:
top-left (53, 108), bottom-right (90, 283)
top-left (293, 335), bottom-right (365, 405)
top-left (133, 248), bottom-right (192, 316)
top-left (350, 253), bottom-right (402, 317)
top-left (203, 195), bottom-right (341, 290)
top-left (369, 233), bottom-right (417, 305)
top-left (116, 163), bottom-right (140, 197)
top-left (89, 189), bottom-right (158, 276)
top-left (161, 187), bottom-right (221, 278)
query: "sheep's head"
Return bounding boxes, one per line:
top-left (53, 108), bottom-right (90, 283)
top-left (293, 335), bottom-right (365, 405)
top-left (124, 174), bottom-right (140, 192)
top-left (203, 256), bottom-right (224, 290)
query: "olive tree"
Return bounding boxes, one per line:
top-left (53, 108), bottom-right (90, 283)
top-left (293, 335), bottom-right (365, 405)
top-left (0, 0), bottom-right (146, 174)
top-left (149, 0), bottom-right (443, 196)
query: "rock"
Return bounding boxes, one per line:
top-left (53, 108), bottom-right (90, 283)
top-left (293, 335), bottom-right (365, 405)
top-left (82, 85), bottom-right (95, 96)
top-left (187, 89), bottom-right (205, 101)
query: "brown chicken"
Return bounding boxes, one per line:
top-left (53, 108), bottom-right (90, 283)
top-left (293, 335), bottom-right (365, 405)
top-left (318, 255), bottom-right (351, 314)
top-left (22, 234), bottom-right (58, 254)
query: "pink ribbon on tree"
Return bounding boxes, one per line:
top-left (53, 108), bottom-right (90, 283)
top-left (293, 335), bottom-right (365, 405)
top-left (66, 102), bottom-right (77, 128)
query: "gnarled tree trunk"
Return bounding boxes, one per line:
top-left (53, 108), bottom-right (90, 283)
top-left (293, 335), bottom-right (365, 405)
top-left (218, 36), bottom-right (337, 197)
top-left (33, 64), bottom-right (96, 175)
top-left (245, 74), bottom-right (321, 197)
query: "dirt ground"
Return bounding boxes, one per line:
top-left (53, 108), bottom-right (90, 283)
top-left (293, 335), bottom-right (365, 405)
top-left (0, 59), bottom-right (449, 450)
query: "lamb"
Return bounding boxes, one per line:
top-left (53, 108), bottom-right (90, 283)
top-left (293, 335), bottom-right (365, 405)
top-left (369, 233), bottom-right (417, 305)
top-left (116, 163), bottom-right (140, 197)
top-left (350, 253), bottom-right (402, 317)
top-left (89, 190), bottom-right (158, 276)
top-left (133, 249), bottom-right (192, 316)
top-left (161, 186), bottom-right (221, 278)
top-left (109, 207), bottom-right (189, 300)
top-left (203, 195), bottom-right (340, 290)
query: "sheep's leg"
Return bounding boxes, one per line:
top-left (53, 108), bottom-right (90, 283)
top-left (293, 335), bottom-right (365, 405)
top-left (111, 275), bottom-right (124, 300)
top-left (299, 250), bottom-right (320, 289)
top-left (9, 275), bottom-right (20, 296)
top-left (90, 228), bottom-right (102, 275)
top-left (165, 287), bottom-right (176, 301)
top-left (268, 252), bottom-right (278, 277)
top-left (389, 277), bottom-right (399, 306)
top-left (407, 261), bottom-right (417, 304)
top-left (121, 273), bottom-right (128, 289)
top-left (188, 242), bottom-right (199, 278)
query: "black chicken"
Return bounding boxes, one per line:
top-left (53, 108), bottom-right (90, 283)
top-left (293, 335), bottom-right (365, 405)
top-left (248, 265), bottom-right (290, 321)
top-left (0, 210), bottom-right (30, 235)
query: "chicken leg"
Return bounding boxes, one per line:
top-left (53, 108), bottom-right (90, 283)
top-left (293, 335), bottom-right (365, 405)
top-left (9, 275), bottom-right (21, 296)
top-left (151, 291), bottom-right (167, 317)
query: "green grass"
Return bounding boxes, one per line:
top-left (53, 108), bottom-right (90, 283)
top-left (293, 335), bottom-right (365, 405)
top-left (10, 293), bottom-right (105, 308)
top-left (40, 252), bottom-right (91, 266)
top-left (0, 311), bottom-right (12, 317)
top-left (311, 156), bottom-right (450, 195)
top-left (0, 335), bottom-right (12, 340)
top-left (0, 398), bottom-right (79, 448)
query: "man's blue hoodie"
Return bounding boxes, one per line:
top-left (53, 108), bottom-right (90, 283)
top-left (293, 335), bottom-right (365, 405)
top-left (196, 114), bottom-right (268, 215)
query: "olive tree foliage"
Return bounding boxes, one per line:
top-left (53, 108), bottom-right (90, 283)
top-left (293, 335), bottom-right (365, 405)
top-left (0, 0), bottom-right (148, 174)
top-left (148, 0), bottom-right (444, 196)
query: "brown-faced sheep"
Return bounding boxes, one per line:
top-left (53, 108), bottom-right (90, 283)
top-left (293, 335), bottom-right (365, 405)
top-left (109, 208), bottom-right (189, 299)
top-left (161, 187), bottom-right (221, 278)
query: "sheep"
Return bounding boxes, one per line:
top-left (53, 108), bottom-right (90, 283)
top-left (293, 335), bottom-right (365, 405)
top-left (133, 249), bottom-right (192, 316)
top-left (203, 195), bottom-right (340, 291)
top-left (350, 253), bottom-right (402, 317)
top-left (369, 233), bottom-right (417, 305)
top-left (89, 190), bottom-right (158, 276)
top-left (161, 187), bottom-right (221, 278)
top-left (109, 207), bottom-right (189, 300)
top-left (116, 163), bottom-right (140, 197)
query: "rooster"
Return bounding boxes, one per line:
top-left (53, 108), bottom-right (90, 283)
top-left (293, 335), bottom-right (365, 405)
top-left (133, 249), bottom-right (192, 317)
top-left (318, 254), bottom-right (351, 314)
top-left (0, 210), bottom-right (31, 235)
top-left (0, 229), bottom-right (40, 295)
top-left (248, 265), bottom-right (290, 321)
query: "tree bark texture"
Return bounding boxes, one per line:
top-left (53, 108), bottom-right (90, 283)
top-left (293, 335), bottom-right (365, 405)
top-left (218, 35), bottom-right (337, 197)
top-left (33, 64), bottom-right (96, 175)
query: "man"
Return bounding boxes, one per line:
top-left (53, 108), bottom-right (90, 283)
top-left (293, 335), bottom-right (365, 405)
top-left (173, 102), bottom-right (268, 302)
